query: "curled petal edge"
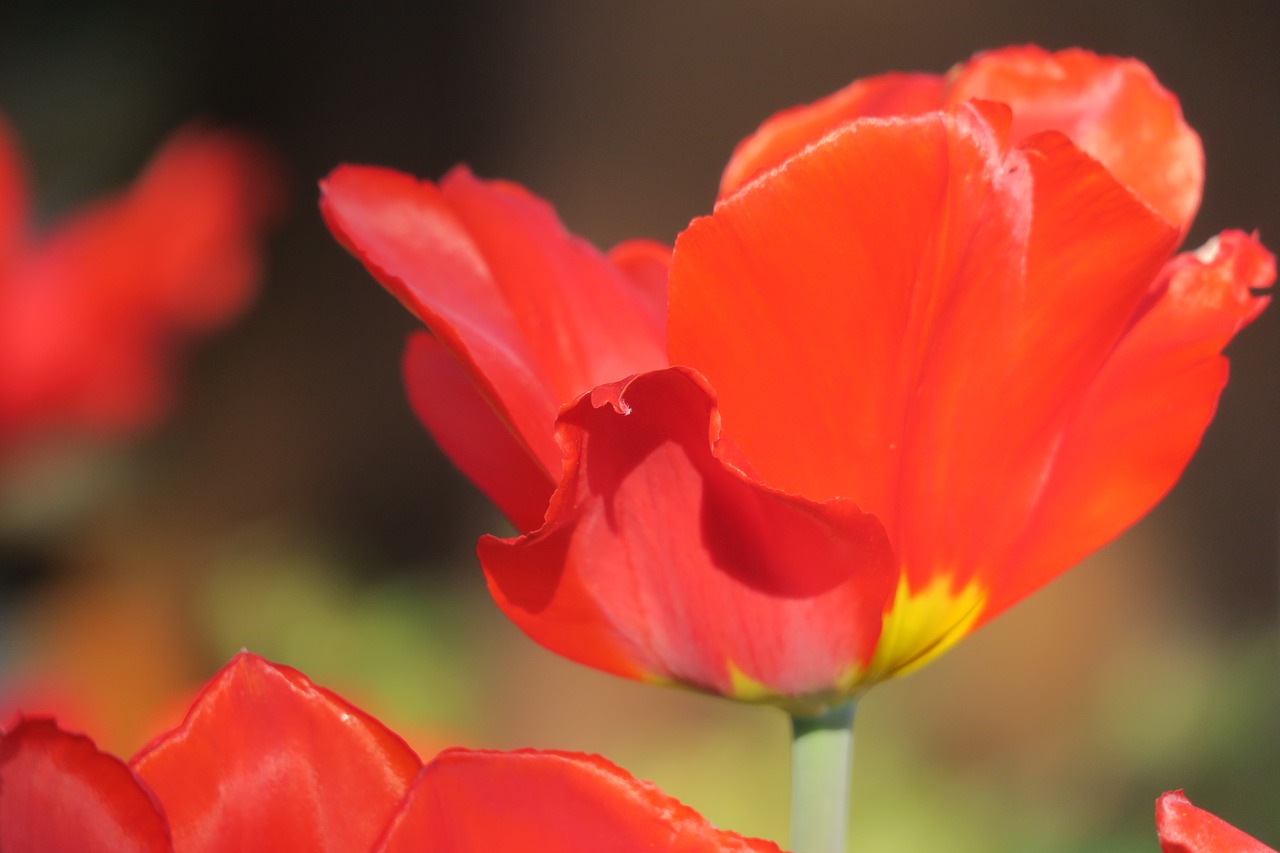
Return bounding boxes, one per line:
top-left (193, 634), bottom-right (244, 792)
top-left (480, 366), bottom-right (899, 712)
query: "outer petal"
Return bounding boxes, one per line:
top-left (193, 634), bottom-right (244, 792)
top-left (1157, 790), bottom-right (1276, 853)
top-left (893, 129), bottom-right (1178, 592)
top-left (479, 367), bottom-right (896, 708)
top-left (320, 164), bottom-right (668, 492)
top-left (403, 331), bottom-right (556, 532)
top-left (718, 72), bottom-right (946, 198)
top-left (670, 107), bottom-right (1178, 673)
top-left (373, 749), bottom-right (784, 853)
top-left (673, 107), bottom-right (1174, 524)
top-left (986, 230), bottom-right (1274, 618)
top-left (606, 237), bottom-right (671, 343)
top-left (0, 716), bottom-right (170, 853)
top-left (130, 652), bottom-right (421, 853)
top-left (948, 46), bottom-right (1203, 232)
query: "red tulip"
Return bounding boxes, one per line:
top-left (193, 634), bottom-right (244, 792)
top-left (1157, 790), bottom-right (1276, 853)
top-left (0, 119), bottom-right (278, 459)
top-left (0, 652), bottom-right (781, 852)
top-left (321, 46), bottom-right (1272, 711)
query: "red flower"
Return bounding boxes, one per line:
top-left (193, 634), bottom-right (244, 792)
top-left (321, 46), bottom-right (1273, 711)
top-left (1157, 790), bottom-right (1276, 853)
top-left (0, 118), bottom-right (278, 460)
top-left (0, 652), bottom-right (781, 852)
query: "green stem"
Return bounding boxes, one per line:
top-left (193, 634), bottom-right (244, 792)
top-left (789, 700), bottom-right (857, 853)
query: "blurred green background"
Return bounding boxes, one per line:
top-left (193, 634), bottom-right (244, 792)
top-left (1, 1), bottom-right (1276, 850)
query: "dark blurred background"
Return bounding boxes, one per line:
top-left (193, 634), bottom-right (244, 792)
top-left (0, 2), bottom-right (1276, 850)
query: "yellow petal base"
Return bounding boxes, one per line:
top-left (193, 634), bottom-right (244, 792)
top-left (859, 573), bottom-right (987, 686)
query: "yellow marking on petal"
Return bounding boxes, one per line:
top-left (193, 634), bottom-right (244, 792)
top-left (724, 661), bottom-right (853, 717)
top-left (727, 663), bottom-right (773, 702)
top-left (861, 574), bottom-right (987, 686)
top-left (655, 577), bottom-right (987, 716)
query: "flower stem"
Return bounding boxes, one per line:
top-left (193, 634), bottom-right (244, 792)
top-left (789, 700), bottom-right (857, 853)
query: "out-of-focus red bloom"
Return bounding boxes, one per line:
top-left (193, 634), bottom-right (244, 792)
top-left (321, 46), bottom-right (1273, 712)
top-left (0, 117), bottom-right (278, 461)
top-left (1157, 790), bottom-right (1276, 853)
top-left (0, 652), bottom-right (781, 852)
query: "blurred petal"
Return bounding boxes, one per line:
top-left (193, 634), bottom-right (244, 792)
top-left (949, 46), bottom-right (1203, 232)
top-left (987, 230), bottom-right (1274, 617)
top-left (130, 652), bottom-right (421, 853)
top-left (374, 748), bottom-right (784, 853)
top-left (0, 717), bottom-right (169, 853)
top-left (403, 331), bottom-right (555, 532)
top-left (0, 125), bottom-right (277, 440)
top-left (1157, 790), bottom-right (1276, 853)
top-left (480, 367), bottom-right (895, 706)
top-left (720, 72), bottom-right (946, 198)
top-left (321, 165), bottom-right (667, 492)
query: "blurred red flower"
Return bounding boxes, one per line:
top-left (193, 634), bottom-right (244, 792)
top-left (1157, 790), bottom-right (1275, 853)
top-left (322, 46), bottom-right (1273, 711)
top-left (0, 652), bottom-right (780, 852)
top-left (0, 118), bottom-right (278, 461)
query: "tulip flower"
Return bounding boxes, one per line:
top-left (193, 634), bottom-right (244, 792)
top-left (0, 652), bottom-right (781, 852)
top-left (322, 44), bottom-right (1272, 712)
top-left (1157, 790), bottom-right (1276, 853)
top-left (0, 118), bottom-right (278, 462)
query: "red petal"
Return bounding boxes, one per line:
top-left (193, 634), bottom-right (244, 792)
top-left (130, 652), bottom-right (421, 853)
top-left (987, 231), bottom-right (1274, 617)
top-left (373, 748), bottom-right (784, 853)
top-left (438, 169), bottom-right (668, 395)
top-left (1157, 790), bottom-right (1276, 853)
top-left (321, 164), bottom-right (559, 475)
top-left (479, 367), bottom-right (895, 703)
top-left (0, 716), bottom-right (170, 853)
top-left (606, 238), bottom-right (671, 346)
top-left (403, 331), bottom-right (555, 532)
top-left (320, 165), bottom-right (667, 486)
top-left (948, 46), bottom-right (1203, 232)
top-left (719, 72), bottom-right (946, 198)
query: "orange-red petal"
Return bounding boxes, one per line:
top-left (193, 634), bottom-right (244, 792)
top-left (1157, 790), bottom-right (1276, 853)
top-left (675, 107), bottom-right (1023, 521)
top-left (718, 48), bottom-right (1202, 234)
top-left (321, 165), bottom-right (667, 492)
top-left (986, 230), bottom-right (1273, 618)
top-left (129, 652), bottom-right (421, 853)
top-left (373, 748), bottom-right (784, 853)
top-left (479, 367), bottom-right (895, 704)
top-left (948, 46), bottom-right (1203, 232)
top-left (719, 72), bottom-right (946, 198)
top-left (0, 716), bottom-right (170, 853)
top-left (671, 104), bottom-right (1180, 614)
